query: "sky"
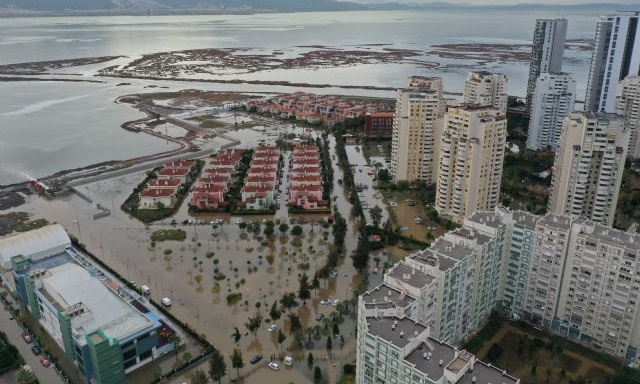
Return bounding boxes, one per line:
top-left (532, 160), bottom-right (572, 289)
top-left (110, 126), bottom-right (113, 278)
top-left (348, 0), bottom-right (638, 4)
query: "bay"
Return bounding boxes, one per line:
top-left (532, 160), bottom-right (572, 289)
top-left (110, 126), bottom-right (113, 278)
top-left (0, 9), bottom-right (600, 185)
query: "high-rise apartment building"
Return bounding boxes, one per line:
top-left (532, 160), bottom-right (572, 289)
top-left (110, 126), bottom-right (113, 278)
top-left (526, 72), bottom-right (576, 151)
top-left (616, 76), bottom-right (640, 158)
top-left (390, 76), bottom-right (445, 183)
top-left (436, 105), bottom-right (506, 223)
top-left (463, 71), bottom-right (508, 115)
top-left (585, 12), bottom-right (640, 113)
top-left (522, 214), bottom-right (640, 361)
top-left (548, 112), bottom-right (628, 226)
top-left (358, 207), bottom-right (640, 366)
top-left (526, 19), bottom-right (568, 109)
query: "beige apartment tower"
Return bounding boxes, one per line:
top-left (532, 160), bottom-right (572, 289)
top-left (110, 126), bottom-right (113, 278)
top-left (390, 76), bottom-right (445, 183)
top-left (616, 76), bottom-right (640, 158)
top-left (463, 71), bottom-right (508, 115)
top-left (548, 112), bottom-right (628, 226)
top-left (435, 105), bottom-right (507, 223)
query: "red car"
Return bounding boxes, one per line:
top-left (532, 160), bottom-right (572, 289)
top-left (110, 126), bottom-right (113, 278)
top-left (40, 358), bottom-right (51, 368)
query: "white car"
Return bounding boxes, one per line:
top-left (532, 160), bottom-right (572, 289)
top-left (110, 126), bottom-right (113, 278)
top-left (161, 297), bottom-right (172, 306)
top-left (331, 299), bottom-right (340, 306)
top-left (320, 300), bottom-right (331, 305)
top-left (389, 201), bottom-right (398, 207)
top-left (268, 324), bottom-right (278, 332)
top-left (268, 362), bottom-right (280, 371)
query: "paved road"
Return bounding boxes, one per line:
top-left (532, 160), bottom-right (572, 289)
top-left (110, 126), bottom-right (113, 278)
top-left (0, 303), bottom-right (65, 384)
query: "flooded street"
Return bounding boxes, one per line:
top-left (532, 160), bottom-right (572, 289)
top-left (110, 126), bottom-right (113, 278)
top-left (6, 117), bottom-right (371, 383)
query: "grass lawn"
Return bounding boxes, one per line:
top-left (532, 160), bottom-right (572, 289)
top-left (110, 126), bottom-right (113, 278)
top-left (150, 229), bottom-right (187, 242)
top-left (198, 119), bottom-right (226, 129)
top-left (14, 218), bottom-right (49, 232)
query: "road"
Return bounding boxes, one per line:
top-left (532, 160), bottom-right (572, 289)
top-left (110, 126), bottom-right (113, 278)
top-left (0, 303), bottom-right (65, 384)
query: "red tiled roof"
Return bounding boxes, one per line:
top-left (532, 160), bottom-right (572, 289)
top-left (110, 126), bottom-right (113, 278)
top-left (157, 168), bottom-right (189, 177)
top-left (140, 188), bottom-right (176, 197)
top-left (148, 179), bottom-right (182, 187)
top-left (164, 160), bottom-right (195, 168)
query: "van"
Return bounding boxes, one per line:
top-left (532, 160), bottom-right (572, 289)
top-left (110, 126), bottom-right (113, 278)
top-left (161, 297), bottom-right (172, 306)
top-left (141, 285), bottom-right (151, 295)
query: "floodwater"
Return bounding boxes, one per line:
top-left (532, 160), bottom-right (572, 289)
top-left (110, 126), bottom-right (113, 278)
top-left (7, 123), bottom-right (372, 383)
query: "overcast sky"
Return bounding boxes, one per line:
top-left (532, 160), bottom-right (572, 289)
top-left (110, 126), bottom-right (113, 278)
top-left (348, 0), bottom-right (638, 4)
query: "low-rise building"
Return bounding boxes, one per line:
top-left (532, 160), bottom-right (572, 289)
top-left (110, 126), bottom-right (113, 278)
top-left (7, 232), bottom-right (181, 384)
top-left (139, 188), bottom-right (177, 209)
top-left (364, 112), bottom-right (394, 137)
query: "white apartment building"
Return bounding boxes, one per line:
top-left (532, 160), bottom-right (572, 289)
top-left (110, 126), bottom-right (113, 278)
top-left (390, 76), bottom-right (445, 183)
top-left (526, 72), bottom-right (576, 151)
top-left (355, 314), bottom-right (519, 384)
top-left (519, 214), bottom-right (640, 362)
top-left (585, 12), bottom-right (640, 113)
top-left (463, 71), bottom-right (508, 115)
top-left (548, 112), bottom-right (628, 226)
top-left (526, 19), bottom-right (568, 109)
top-left (436, 105), bottom-right (506, 223)
top-left (616, 76), bottom-right (640, 158)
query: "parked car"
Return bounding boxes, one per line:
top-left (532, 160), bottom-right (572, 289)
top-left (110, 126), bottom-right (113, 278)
top-left (268, 324), bottom-right (278, 332)
top-left (284, 356), bottom-right (293, 366)
top-left (40, 358), bottom-right (51, 367)
top-left (268, 362), bottom-right (280, 371)
top-left (22, 333), bottom-right (32, 343)
top-left (31, 346), bottom-right (42, 355)
top-left (250, 354), bottom-right (263, 364)
top-left (315, 313), bottom-right (325, 321)
top-left (161, 297), bottom-right (172, 306)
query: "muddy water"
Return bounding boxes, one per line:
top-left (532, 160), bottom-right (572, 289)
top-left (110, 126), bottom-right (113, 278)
top-left (344, 144), bottom-right (389, 226)
top-left (12, 127), bottom-right (366, 383)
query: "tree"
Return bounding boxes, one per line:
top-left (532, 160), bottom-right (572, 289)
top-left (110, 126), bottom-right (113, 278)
top-left (263, 226), bottom-right (274, 236)
top-left (311, 273), bottom-right (320, 294)
top-left (231, 348), bottom-right (244, 378)
top-left (277, 329), bottom-right (286, 348)
top-left (279, 223), bottom-right (289, 233)
top-left (191, 368), bottom-right (209, 384)
top-left (182, 351), bottom-right (193, 364)
top-left (487, 343), bottom-right (503, 363)
top-left (280, 292), bottom-right (299, 312)
top-left (369, 205), bottom-right (383, 227)
top-left (291, 225), bottom-right (303, 236)
top-left (332, 322), bottom-right (339, 335)
top-left (314, 366), bottom-right (322, 383)
top-left (335, 302), bottom-right (345, 316)
top-left (608, 367), bottom-right (640, 384)
top-left (194, 274), bottom-right (203, 287)
top-left (351, 228), bottom-right (370, 271)
top-left (326, 335), bottom-right (332, 351)
top-left (170, 334), bottom-right (182, 363)
top-left (397, 180), bottom-right (410, 191)
top-left (298, 272), bottom-right (311, 304)
top-left (209, 349), bottom-right (227, 384)
top-left (307, 352), bottom-right (314, 367)
top-left (245, 313), bottom-right (263, 337)
top-left (17, 367), bottom-right (39, 384)
top-left (269, 300), bottom-right (281, 321)
top-left (289, 312), bottom-right (302, 330)
top-left (238, 221), bottom-right (247, 232)
top-left (231, 327), bottom-right (241, 345)
top-left (377, 168), bottom-right (391, 183)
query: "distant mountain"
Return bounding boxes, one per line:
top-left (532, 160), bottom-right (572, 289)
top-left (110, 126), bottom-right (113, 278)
top-left (0, 0), bottom-right (365, 13)
top-left (1, 0), bottom-right (638, 14)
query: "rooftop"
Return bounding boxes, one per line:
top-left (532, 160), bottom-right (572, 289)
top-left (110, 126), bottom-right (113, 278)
top-left (405, 338), bottom-right (456, 381)
top-left (40, 263), bottom-right (154, 343)
top-left (147, 178), bottom-right (182, 188)
top-left (539, 214), bottom-right (572, 230)
top-left (362, 283), bottom-right (415, 309)
top-left (513, 211), bottom-right (538, 229)
top-left (456, 360), bottom-right (519, 384)
top-left (411, 249), bottom-right (457, 272)
top-left (387, 263), bottom-right (435, 288)
top-left (366, 316), bottom-right (428, 349)
top-left (157, 168), bottom-right (189, 176)
top-left (431, 238), bottom-right (474, 261)
top-left (468, 212), bottom-right (504, 229)
top-left (140, 188), bottom-right (175, 197)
